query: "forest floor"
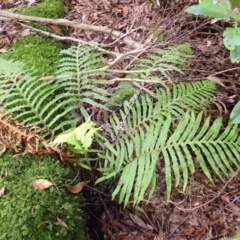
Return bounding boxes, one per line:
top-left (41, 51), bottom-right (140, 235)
top-left (1, 0), bottom-right (240, 239)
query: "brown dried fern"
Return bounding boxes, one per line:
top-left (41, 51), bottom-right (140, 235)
top-left (0, 111), bottom-right (73, 162)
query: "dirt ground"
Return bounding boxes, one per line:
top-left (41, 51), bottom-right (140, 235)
top-left (1, 0), bottom-right (240, 239)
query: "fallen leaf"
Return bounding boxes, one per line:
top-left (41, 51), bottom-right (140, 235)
top-left (19, 29), bottom-right (31, 37)
top-left (30, 179), bottom-right (54, 190)
top-left (122, 6), bottom-right (129, 17)
top-left (48, 24), bottom-right (64, 36)
top-left (65, 180), bottom-right (89, 194)
top-left (206, 76), bottom-right (225, 87)
top-left (129, 213), bottom-right (146, 228)
top-left (228, 203), bottom-right (240, 216)
top-left (0, 186), bottom-right (5, 197)
top-left (57, 217), bottom-right (68, 229)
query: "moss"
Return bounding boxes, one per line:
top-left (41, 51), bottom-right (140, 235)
top-left (17, 0), bottom-right (64, 19)
top-left (0, 153), bottom-right (86, 240)
top-left (3, 34), bottom-right (64, 76)
top-left (2, 0), bottom-right (66, 76)
top-left (106, 82), bottom-right (138, 109)
top-left (2, 37), bottom-right (63, 75)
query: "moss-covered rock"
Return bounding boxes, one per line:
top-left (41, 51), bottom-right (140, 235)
top-left (0, 153), bottom-right (86, 240)
top-left (2, 0), bottom-right (66, 75)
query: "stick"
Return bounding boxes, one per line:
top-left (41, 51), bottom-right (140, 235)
top-left (0, 10), bottom-right (143, 49)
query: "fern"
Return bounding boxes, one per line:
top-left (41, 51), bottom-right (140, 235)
top-left (0, 44), bottom-right (109, 136)
top-left (0, 58), bottom-right (76, 135)
top-left (1, 43), bottom-right (239, 209)
top-left (131, 43), bottom-right (193, 80)
top-left (104, 81), bottom-right (216, 139)
top-left (55, 44), bottom-right (109, 118)
top-left (97, 80), bottom-right (240, 206)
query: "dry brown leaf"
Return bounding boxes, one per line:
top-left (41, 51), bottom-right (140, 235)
top-left (170, 213), bottom-right (187, 223)
top-left (122, 5), bottom-right (129, 17)
top-left (228, 203), bottom-right (240, 216)
top-left (30, 179), bottom-right (54, 190)
top-left (0, 186), bottom-right (5, 197)
top-left (65, 180), bottom-right (89, 194)
top-left (57, 217), bottom-right (68, 229)
top-left (206, 76), bottom-right (225, 87)
top-left (48, 24), bottom-right (64, 36)
top-left (20, 29), bottom-right (31, 37)
top-left (3, 0), bottom-right (14, 3)
top-left (129, 213), bottom-right (146, 228)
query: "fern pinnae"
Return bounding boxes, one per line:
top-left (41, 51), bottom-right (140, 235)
top-left (135, 120), bottom-right (161, 203)
top-left (56, 44), bottom-right (109, 114)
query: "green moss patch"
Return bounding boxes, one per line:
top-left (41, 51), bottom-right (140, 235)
top-left (2, 0), bottom-right (66, 76)
top-left (107, 82), bottom-right (138, 109)
top-left (4, 34), bottom-right (64, 76)
top-left (0, 153), bottom-right (86, 240)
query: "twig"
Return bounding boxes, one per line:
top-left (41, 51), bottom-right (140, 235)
top-left (19, 23), bottom-right (151, 66)
top-left (0, 10), bottom-right (143, 49)
top-left (109, 77), bottom-right (169, 84)
top-left (132, 82), bottom-right (158, 99)
top-left (18, 22), bottom-right (115, 55)
top-left (208, 67), bottom-right (240, 77)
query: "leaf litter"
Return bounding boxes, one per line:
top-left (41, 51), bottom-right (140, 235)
top-left (1, 0), bottom-right (240, 239)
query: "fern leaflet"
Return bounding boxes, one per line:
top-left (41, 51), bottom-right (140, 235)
top-left (55, 44), bottom-right (110, 118)
top-left (131, 43), bottom-right (193, 80)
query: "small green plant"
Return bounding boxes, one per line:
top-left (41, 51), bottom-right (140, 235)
top-left (230, 101), bottom-right (240, 123)
top-left (186, 0), bottom-right (240, 63)
top-left (0, 42), bottom-right (239, 208)
top-left (97, 80), bottom-right (240, 206)
top-left (0, 153), bottom-right (86, 240)
top-left (50, 119), bottom-right (101, 154)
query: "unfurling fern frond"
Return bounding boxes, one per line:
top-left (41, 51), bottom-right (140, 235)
top-left (97, 80), bottom-right (240, 206)
top-left (131, 43), bottom-right (193, 80)
top-left (55, 44), bottom-right (110, 118)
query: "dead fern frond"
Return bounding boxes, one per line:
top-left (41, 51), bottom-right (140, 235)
top-left (0, 111), bottom-right (73, 162)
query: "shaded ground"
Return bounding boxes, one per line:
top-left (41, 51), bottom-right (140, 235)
top-left (1, 0), bottom-right (240, 239)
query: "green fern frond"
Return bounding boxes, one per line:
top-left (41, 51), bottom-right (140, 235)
top-left (98, 109), bottom-right (240, 206)
top-left (96, 80), bottom-right (239, 207)
top-left (132, 43), bottom-right (193, 80)
top-left (163, 112), bottom-right (240, 200)
top-left (0, 58), bottom-right (77, 134)
top-left (55, 44), bottom-right (110, 118)
top-left (106, 80), bottom-right (216, 139)
top-left (0, 44), bottom-right (111, 136)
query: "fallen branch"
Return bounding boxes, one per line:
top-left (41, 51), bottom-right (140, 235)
top-left (0, 10), bottom-right (143, 49)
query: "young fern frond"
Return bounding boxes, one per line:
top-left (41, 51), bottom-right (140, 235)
top-left (97, 80), bottom-right (240, 206)
top-left (55, 44), bottom-right (110, 118)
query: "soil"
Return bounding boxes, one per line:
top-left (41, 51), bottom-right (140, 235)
top-left (1, 0), bottom-right (240, 239)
